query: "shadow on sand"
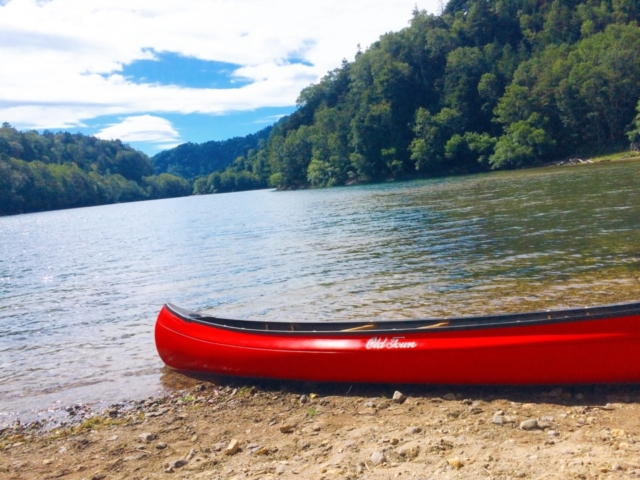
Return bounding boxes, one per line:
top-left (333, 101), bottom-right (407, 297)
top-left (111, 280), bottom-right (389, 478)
top-left (160, 367), bottom-right (640, 407)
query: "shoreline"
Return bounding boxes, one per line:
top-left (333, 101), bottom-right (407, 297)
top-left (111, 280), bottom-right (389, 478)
top-left (2, 376), bottom-right (640, 479)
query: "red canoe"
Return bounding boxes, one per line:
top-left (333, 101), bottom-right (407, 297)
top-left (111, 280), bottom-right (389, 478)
top-left (155, 301), bottom-right (640, 384)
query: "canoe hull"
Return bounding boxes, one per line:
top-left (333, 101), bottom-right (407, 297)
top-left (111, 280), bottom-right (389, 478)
top-left (155, 304), bottom-right (640, 384)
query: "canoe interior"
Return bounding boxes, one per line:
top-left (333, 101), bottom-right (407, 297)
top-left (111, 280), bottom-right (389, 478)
top-left (165, 300), bottom-right (640, 335)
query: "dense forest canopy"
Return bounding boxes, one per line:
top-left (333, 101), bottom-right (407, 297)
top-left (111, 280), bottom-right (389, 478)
top-left (186, 0), bottom-right (640, 193)
top-left (0, 123), bottom-right (190, 216)
top-left (151, 126), bottom-right (272, 179)
top-left (4, 0), bottom-right (640, 213)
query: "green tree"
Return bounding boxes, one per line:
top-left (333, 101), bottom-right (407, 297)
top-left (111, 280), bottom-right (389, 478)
top-left (490, 114), bottom-right (556, 168)
top-left (410, 107), bottom-right (463, 173)
top-left (627, 100), bottom-right (640, 143)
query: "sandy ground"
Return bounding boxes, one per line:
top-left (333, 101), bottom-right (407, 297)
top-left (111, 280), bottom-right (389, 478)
top-left (2, 374), bottom-right (640, 480)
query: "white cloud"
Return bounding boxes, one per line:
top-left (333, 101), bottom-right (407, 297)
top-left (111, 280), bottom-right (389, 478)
top-left (0, 0), bottom-right (443, 133)
top-left (95, 115), bottom-right (180, 147)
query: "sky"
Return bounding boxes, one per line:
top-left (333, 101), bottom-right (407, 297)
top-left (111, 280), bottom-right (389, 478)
top-left (1, 0), bottom-right (443, 156)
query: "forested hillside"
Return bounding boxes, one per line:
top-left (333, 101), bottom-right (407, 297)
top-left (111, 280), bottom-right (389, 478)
top-left (5, 0), bottom-right (640, 212)
top-left (151, 126), bottom-right (272, 179)
top-left (0, 123), bottom-right (190, 216)
top-left (194, 0), bottom-right (640, 193)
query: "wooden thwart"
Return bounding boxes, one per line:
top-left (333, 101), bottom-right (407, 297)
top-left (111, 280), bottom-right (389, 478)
top-left (418, 321), bottom-right (450, 329)
top-left (341, 324), bottom-right (377, 332)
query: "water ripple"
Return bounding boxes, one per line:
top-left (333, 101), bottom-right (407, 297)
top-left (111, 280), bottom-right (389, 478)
top-left (1, 161), bottom-right (640, 423)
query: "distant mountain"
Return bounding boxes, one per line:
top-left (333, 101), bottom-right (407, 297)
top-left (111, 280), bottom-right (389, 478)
top-left (151, 126), bottom-right (273, 179)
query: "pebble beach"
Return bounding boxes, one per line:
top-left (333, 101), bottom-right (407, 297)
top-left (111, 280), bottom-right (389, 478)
top-left (2, 375), bottom-right (640, 479)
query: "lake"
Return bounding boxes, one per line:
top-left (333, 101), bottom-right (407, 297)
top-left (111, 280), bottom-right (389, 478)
top-left (1, 160), bottom-right (639, 425)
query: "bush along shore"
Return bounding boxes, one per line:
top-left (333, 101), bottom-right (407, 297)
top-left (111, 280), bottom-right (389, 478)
top-left (2, 378), bottom-right (640, 479)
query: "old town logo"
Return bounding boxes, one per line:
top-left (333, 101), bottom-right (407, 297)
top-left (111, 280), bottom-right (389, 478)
top-left (366, 337), bottom-right (417, 350)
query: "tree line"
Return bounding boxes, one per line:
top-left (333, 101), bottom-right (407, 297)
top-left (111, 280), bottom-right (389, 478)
top-left (0, 123), bottom-right (190, 216)
top-left (5, 0), bottom-right (640, 213)
top-left (188, 0), bottom-right (640, 193)
top-left (151, 126), bottom-right (272, 179)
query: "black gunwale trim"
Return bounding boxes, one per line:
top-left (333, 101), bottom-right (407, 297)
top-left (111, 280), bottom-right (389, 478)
top-left (165, 300), bottom-right (640, 336)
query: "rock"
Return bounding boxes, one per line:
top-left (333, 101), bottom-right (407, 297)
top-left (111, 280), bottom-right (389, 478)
top-left (279, 423), bottom-right (295, 433)
top-left (443, 393), bottom-right (456, 401)
top-left (520, 419), bottom-right (540, 431)
top-left (138, 432), bottom-right (157, 443)
top-left (406, 426), bottom-right (422, 434)
top-left (492, 413), bottom-right (505, 425)
top-left (43, 458), bottom-right (54, 465)
top-left (537, 419), bottom-right (552, 429)
top-left (123, 455), bottom-right (142, 462)
top-left (156, 442), bottom-right (167, 449)
top-left (145, 408), bottom-right (168, 418)
top-left (167, 459), bottom-right (188, 469)
top-left (225, 439), bottom-right (240, 455)
top-left (397, 445), bottom-right (420, 459)
top-left (371, 450), bottom-right (386, 465)
top-left (213, 441), bottom-right (226, 452)
top-left (275, 464), bottom-right (287, 475)
top-left (448, 457), bottom-right (464, 469)
top-left (547, 430), bottom-right (560, 437)
top-left (345, 439), bottom-right (357, 450)
top-left (299, 395), bottom-right (309, 404)
top-left (392, 391), bottom-right (407, 404)
top-left (186, 448), bottom-right (196, 461)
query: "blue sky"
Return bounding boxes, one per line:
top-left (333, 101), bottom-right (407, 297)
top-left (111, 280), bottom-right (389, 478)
top-left (0, 0), bottom-right (441, 156)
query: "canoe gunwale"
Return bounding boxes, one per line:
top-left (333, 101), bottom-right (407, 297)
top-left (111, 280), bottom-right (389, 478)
top-left (164, 300), bottom-right (640, 336)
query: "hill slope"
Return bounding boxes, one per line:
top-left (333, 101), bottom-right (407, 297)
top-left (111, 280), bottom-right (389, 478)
top-left (151, 126), bottom-right (272, 179)
top-left (0, 123), bottom-right (190, 216)
top-left (196, 0), bottom-right (640, 193)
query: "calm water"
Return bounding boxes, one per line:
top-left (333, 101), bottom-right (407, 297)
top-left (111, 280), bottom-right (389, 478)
top-left (1, 161), bottom-right (639, 424)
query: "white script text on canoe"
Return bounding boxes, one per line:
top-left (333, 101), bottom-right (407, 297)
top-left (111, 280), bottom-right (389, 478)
top-left (366, 337), bottom-right (418, 349)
